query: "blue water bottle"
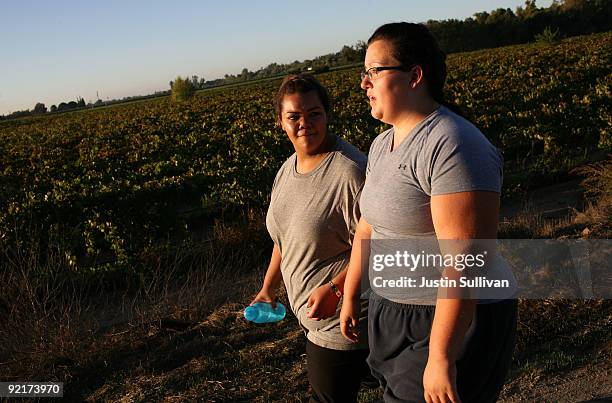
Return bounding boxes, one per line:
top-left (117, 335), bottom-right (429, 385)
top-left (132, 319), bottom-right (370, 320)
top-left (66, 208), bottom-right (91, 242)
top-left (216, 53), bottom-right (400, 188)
top-left (244, 302), bottom-right (286, 323)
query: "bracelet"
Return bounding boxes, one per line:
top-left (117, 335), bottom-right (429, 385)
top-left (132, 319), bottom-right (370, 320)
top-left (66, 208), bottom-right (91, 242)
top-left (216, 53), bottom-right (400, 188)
top-left (328, 281), bottom-right (342, 298)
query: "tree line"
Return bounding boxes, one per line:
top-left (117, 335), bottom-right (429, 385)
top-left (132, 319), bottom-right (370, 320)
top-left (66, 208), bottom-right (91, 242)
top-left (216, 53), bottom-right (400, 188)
top-left (176, 0), bottom-right (610, 90)
top-left (428, 0), bottom-right (611, 53)
top-left (2, 0), bottom-right (609, 120)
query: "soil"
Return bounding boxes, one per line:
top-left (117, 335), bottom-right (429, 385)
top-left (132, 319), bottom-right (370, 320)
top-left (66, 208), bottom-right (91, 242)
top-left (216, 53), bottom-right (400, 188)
top-left (499, 347), bottom-right (612, 402)
top-left (498, 179), bottom-right (612, 403)
top-left (500, 179), bottom-right (585, 220)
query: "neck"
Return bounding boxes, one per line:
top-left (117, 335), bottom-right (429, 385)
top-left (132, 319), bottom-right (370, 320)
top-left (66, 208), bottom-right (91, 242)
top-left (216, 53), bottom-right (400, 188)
top-left (295, 134), bottom-right (335, 174)
top-left (391, 98), bottom-right (439, 146)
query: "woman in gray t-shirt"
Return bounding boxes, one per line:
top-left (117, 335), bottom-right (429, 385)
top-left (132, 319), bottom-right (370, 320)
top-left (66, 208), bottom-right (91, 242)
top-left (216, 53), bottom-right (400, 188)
top-left (251, 74), bottom-right (373, 402)
top-left (340, 23), bottom-right (517, 403)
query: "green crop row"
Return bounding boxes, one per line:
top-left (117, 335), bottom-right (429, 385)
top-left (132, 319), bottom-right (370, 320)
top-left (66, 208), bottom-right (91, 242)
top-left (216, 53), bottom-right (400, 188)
top-left (0, 32), bottom-right (610, 271)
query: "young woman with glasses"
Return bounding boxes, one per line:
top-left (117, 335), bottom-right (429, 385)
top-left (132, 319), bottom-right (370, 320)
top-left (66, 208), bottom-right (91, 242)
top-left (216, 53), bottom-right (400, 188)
top-left (251, 74), bottom-right (374, 402)
top-left (340, 23), bottom-right (517, 403)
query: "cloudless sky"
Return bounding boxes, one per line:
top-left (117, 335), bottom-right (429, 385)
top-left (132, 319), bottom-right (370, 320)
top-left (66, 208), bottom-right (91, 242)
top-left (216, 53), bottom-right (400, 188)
top-left (0, 0), bottom-right (553, 115)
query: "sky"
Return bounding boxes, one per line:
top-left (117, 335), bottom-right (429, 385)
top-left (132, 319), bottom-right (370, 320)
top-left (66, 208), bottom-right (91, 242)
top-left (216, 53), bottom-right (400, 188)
top-left (0, 0), bottom-right (553, 115)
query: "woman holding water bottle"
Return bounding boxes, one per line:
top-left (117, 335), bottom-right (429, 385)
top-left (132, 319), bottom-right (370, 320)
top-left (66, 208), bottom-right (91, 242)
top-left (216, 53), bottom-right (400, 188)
top-left (251, 73), bottom-right (374, 403)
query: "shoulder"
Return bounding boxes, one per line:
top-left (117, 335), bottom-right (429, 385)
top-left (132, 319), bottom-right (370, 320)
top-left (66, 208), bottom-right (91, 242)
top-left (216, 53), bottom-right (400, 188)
top-left (421, 107), bottom-right (503, 195)
top-left (369, 127), bottom-right (393, 156)
top-left (332, 136), bottom-right (367, 175)
top-left (272, 153), bottom-right (296, 188)
top-left (425, 106), bottom-right (496, 152)
top-left (277, 153), bottom-right (296, 174)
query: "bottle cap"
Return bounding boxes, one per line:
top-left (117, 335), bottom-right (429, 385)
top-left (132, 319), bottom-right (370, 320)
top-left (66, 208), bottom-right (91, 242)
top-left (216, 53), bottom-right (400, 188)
top-left (244, 305), bottom-right (258, 321)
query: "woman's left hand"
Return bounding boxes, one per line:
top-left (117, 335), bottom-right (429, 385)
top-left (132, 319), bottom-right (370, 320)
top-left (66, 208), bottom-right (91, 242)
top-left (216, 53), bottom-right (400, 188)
top-left (306, 283), bottom-right (340, 320)
top-left (423, 356), bottom-right (461, 403)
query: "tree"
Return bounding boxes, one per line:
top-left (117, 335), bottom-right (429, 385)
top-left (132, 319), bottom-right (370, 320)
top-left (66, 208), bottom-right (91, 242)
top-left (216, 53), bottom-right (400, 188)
top-left (239, 68), bottom-right (252, 81)
top-left (516, 0), bottom-right (539, 19)
top-left (32, 102), bottom-right (47, 114)
top-left (487, 8), bottom-right (517, 24)
top-left (354, 40), bottom-right (367, 58)
top-left (191, 75), bottom-right (200, 88)
top-left (562, 0), bottom-right (588, 9)
top-left (77, 97), bottom-right (86, 108)
top-left (171, 76), bottom-right (195, 103)
top-left (9, 109), bottom-right (31, 118)
top-left (339, 45), bottom-right (359, 63)
top-left (473, 11), bottom-right (490, 24)
top-left (50, 105), bottom-right (57, 112)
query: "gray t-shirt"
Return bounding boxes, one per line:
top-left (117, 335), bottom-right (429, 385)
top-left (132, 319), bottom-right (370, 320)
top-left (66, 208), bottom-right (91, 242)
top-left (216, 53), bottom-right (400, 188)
top-left (266, 136), bottom-right (369, 350)
top-left (361, 106), bottom-right (511, 304)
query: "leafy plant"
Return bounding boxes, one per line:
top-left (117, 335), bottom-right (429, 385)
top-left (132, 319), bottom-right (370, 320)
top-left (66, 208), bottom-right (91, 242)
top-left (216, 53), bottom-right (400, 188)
top-left (535, 26), bottom-right (562, 44)
top-left (171, 76), bottom-right (195, 103)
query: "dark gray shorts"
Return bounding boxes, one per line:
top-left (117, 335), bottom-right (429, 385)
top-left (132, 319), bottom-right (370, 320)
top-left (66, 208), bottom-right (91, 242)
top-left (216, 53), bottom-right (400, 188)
top-left (367, 292), bottom-right (517, 403)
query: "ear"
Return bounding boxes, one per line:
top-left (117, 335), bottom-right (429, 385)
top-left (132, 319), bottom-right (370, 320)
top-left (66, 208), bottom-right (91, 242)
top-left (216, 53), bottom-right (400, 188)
top-left (411, 65), bottom-right (425, 89)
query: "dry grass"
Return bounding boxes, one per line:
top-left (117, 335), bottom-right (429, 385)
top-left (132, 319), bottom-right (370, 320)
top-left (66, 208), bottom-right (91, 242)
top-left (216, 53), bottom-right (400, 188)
top-left (0, 212), bottom-right (282, 401)
top-left (1, 160), bottom-right (611, 402)
top-left (499, 197), bottom-right (611, 240)
top-left (497, 157), bottom-right (612, 400)
top-left (499, 156), bottom-right (611, 240)
top-left (0, 209), bottom-right (384, 401)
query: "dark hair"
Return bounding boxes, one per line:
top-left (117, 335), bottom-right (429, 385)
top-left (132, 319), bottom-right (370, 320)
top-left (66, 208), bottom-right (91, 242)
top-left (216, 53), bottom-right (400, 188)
top-left (368, 22), bottom-right (466, 117)
top-left (273, 73), bottom-right (331, 125)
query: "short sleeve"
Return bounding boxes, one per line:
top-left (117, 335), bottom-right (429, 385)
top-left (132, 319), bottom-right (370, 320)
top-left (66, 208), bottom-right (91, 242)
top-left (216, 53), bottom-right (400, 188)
top-left (347, 183), bottom-right (364, 244)
top-left (421, 118), bottom-right (503, 196)
top-left (266, 158), bottom-right (293, 251)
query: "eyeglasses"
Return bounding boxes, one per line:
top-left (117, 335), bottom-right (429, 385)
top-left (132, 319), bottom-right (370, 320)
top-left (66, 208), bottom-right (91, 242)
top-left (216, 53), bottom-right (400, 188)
top-left (360, 65), bottom-right (414, 81)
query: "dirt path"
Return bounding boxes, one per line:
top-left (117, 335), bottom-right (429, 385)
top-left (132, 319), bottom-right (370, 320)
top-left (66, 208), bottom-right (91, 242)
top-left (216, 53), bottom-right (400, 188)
top-left (497, 179), bottom-right (612, 402)
top-left (500, 179), bottom-right (585, 220)
top-left (500, 347), bottom-right (612, 402)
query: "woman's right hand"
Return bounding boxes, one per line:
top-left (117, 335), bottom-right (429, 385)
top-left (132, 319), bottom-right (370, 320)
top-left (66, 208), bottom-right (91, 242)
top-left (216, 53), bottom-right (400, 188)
top-left (339, 296), bottom-right (360, 343)
top-left (250, 288), bottom-right (276, 309)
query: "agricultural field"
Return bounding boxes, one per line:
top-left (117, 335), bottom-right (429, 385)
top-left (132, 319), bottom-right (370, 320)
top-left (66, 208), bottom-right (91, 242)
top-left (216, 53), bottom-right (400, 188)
top-left (1, 31), bottom-right (611, 402)
top-left (0, 32), bottom-right (610, 273)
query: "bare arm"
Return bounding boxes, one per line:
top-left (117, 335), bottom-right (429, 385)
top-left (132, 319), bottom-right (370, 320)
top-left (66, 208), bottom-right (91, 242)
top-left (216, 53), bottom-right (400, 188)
top-left (343, 217), bottom-right (372, 300)
top-left (339, 217), bottom-right (372, 341)
top-left (307, 222), bottom-right (369, 320)
top-left (424, 191), bottom-right (500, 403)
top-left (251, 244), bottom-right (283, 306)
top-left (307, 190), bottom-right (367, 320)
top-left (306, 266), bottom-right (349, 320)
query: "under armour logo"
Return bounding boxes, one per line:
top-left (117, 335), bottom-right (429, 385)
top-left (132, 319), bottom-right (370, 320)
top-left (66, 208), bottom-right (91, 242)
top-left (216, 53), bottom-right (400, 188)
top-left (398, 164), bottom-right (407, 170)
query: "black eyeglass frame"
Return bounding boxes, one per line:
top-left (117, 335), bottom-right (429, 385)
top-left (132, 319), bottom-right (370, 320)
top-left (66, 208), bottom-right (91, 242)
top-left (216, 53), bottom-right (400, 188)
top-left (360, 65), bottom-right (415, 81)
